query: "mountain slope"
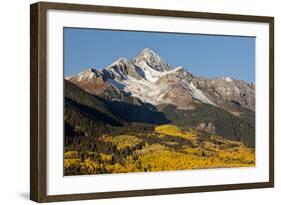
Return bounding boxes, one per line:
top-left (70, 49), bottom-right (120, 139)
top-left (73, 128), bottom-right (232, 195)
top-left (64, 79), bottom-right (255, 147)
top-left (65, 80), bottom-right (170, 125)
top-left (161, 104), bottom-right (255, 147)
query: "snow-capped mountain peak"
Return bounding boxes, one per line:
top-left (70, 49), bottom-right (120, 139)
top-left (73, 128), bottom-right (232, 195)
top-left (132, 48), bottom-right (172, 72)
top-left (66, 48), bottom-right (255, 112)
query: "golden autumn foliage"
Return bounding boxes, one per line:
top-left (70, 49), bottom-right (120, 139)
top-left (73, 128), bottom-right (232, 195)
top-left (64, 124), bottom-right (255, 175)
top-left (155, 124), bottom-right (197, 141)
top-left (111, 135), bottom-right (143, 150)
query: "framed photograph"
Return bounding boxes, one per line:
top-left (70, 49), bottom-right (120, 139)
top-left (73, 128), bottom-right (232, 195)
top-left (30, 1), bottom-right (274, 202)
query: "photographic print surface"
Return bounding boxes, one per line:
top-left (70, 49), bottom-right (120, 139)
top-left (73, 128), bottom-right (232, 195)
top-left (63, 28), bottom-right (256, 176)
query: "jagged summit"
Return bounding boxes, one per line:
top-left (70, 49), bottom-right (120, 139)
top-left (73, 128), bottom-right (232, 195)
top-left (103, 57), bottom-right (144, 81)
top-left (132, 48), bottom-right (172, 72)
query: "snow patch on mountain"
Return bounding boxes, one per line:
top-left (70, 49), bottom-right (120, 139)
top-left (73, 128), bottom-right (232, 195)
top-left (75, 68), bottom-right (97, 81)
top-left (105, 67), bottom-right (217, 107)
top-left (224, 77), bottom-right (233, 82)
top-left (186, 82), bottom-right (216, 106)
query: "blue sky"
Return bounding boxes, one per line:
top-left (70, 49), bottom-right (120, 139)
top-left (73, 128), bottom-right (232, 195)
top-left (64, 27), bottom-right (255, 83)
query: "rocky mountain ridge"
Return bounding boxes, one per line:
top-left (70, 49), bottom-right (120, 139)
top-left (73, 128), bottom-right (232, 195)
top-left (66, 48), bottom-right (255, 113)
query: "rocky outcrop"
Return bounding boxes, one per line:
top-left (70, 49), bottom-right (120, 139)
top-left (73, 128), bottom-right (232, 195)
top-left (196, 122), bottom-right (216, 134)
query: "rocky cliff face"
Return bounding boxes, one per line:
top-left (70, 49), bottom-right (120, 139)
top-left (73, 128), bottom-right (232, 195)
top-left (192, 77), bottom-right (255, 111)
